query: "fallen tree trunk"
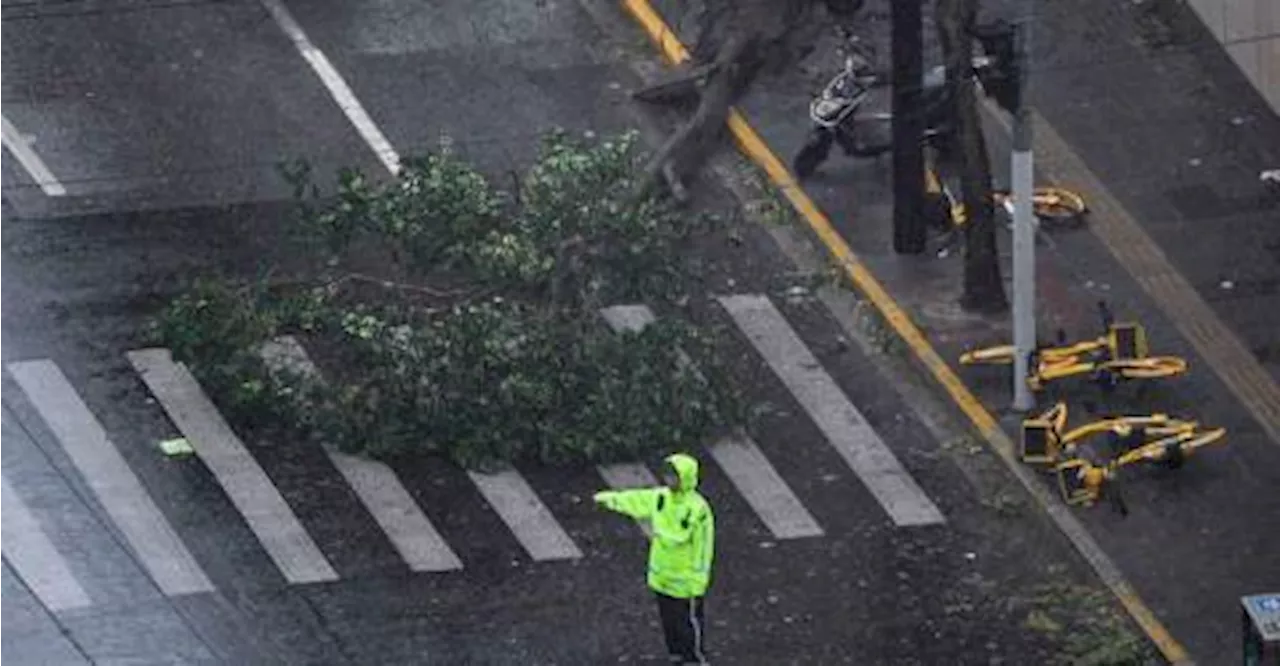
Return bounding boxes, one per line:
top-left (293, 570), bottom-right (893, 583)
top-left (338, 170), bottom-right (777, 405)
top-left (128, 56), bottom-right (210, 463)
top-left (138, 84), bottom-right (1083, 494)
top-left (636, 0), bottom-right (837, 199)
top-left (630, 61), bottom-right (720, 105)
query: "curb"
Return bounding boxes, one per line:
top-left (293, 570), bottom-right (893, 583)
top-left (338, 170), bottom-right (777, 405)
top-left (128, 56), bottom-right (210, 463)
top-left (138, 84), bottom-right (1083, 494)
top-left (618, 0), bottom-right (1192, 662)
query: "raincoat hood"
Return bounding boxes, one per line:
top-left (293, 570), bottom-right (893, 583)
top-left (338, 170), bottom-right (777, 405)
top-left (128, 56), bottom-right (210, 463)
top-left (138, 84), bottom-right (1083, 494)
top-left (665, 453), bottom-right (700, 492)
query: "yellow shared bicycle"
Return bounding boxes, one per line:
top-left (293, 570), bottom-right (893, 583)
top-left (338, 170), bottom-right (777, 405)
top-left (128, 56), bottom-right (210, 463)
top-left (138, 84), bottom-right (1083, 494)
top-left (1017, 401), bottom-right (1226, 513)
top-left (924, 148), bottom-right (1088, 258)
top-left (925, 168), bottom-right (1088, 230)
top-left (1018, 401), bottom-right (1207, 464)
top-left (958, 301), bottom-right (1189, 392)
top-left (1055, 427), bottom-right (1227, 513)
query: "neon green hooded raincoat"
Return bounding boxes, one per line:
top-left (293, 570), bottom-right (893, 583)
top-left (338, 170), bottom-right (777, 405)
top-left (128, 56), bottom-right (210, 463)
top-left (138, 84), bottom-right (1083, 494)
top-left (594, 453), bottom-right (715, 599)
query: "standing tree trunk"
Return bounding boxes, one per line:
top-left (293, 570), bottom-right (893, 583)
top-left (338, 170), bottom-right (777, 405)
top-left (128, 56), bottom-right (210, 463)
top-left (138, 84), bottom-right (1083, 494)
top-left (891, 0), bottom-right (927, 254)
top-left (936, 0), bottom-right (1008, 313)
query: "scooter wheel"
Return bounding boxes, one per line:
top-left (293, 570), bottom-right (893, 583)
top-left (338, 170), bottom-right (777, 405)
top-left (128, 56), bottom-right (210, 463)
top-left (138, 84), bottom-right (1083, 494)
top-left (793, 131), bottom-right (832, 180)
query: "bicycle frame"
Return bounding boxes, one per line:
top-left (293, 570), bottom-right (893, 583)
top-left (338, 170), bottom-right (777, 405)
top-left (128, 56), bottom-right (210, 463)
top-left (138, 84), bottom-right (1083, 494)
top-left (1027, 355), bottom-right (1187, 392)
top-left (1020, 401), bottom-right (1204, 465)
top-left (1035, 402), bottom-right (1228, 508)
top-left (1038, 320), bottom-right (1148, 362)
top-left (1056, 427), bottom-right (1227, 508)
top-left (1118, 428), bottom-right (1226, 465)
top-left (960, 304), bottom-right (1181, 393)
top-left (925, 168), bottom-right (1087, 231)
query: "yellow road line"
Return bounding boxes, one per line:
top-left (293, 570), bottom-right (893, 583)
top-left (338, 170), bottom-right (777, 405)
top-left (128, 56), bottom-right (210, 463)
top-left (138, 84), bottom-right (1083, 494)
top-left (619, 1), bottom-right (1192, 662)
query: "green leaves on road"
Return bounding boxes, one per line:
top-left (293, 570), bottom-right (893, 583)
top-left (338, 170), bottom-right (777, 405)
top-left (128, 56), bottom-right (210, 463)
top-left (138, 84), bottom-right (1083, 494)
top-left (1020, 582), bottom-right (1155, 665)
top-left (152, 130), bottom-right (744, 470)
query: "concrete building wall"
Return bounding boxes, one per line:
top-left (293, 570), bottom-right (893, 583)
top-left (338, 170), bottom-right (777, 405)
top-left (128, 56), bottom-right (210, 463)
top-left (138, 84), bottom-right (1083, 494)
top-left (1185, 0), bottom-right (1280, 113)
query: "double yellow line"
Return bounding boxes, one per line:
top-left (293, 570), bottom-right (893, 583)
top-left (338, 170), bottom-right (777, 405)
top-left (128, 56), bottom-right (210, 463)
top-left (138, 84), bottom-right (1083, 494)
top-left (619, 0), bottom-right (1191, 662)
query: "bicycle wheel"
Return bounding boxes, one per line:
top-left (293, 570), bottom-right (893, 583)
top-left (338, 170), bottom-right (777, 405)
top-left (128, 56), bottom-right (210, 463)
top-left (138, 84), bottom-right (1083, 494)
top-left (1108, 356), bottom-right (1188, 379)
top-left (1031, 187), bottom-right (1087, 230)
top-left (960, 345), bottom-right (1016, 365)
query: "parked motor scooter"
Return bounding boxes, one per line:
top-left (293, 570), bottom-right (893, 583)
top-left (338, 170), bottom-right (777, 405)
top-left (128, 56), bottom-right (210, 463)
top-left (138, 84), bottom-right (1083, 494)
top-left (792, 42), bottom-right (992, 180)
top-left (791, 40), bottom-right (883, 180)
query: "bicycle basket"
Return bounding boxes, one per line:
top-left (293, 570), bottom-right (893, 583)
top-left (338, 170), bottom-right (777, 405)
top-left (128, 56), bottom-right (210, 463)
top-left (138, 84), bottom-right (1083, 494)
top-left (1108, 322), bottom-right (1147, 360)
top-left (1021, 420), bottom-right (1060, 465)
top-left (1055, 459), bottom-right (1093, 505)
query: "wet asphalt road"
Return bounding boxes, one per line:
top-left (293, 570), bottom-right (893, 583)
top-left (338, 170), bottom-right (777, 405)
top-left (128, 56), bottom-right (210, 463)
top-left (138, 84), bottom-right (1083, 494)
top-left (2, 1), bottom-right (633, 662)
top-left (4, 1), bottom-right (1162, 664)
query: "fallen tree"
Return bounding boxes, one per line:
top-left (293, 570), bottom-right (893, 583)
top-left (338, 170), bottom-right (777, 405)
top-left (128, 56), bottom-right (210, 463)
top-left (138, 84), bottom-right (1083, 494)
top-left (635, 0), bottom-right (859, 199)
top-left (637, 0), bottom-right (1007, 312)
top-left (151, 132), bottom-right (746, 470)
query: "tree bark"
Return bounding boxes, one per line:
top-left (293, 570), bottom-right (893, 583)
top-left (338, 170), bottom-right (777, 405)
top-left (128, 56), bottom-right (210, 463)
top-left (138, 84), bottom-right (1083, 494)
top-left (637, 0), bottom-right (825, 198)
top-left (936, 0), bottom-right (1008, 313)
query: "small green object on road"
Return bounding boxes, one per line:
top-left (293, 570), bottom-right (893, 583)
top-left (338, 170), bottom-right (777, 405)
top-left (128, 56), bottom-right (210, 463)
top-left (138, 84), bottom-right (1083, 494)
top-left (158, 437), bottom-right (195, 458)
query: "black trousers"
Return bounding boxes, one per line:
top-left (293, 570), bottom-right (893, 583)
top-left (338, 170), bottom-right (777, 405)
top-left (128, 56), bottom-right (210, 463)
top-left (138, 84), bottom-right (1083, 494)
top-left (654, 592), bottom-right (707, 663)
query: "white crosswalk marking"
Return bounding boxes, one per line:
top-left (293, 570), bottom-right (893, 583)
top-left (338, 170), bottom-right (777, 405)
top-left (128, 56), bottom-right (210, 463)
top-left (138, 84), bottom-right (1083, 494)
top-left (7, 360), bottom-right (216, 596)
top-left (598, 463), bottom-right (658, 536)
top-left (1, 474), bottom-right (92, 611)
top-left (330, 453), bottom-right (464, 571)
top-left (259, 0), bottom-right (401, 174)
top-left (717, 294), bottom-right (945, 527)
top-left (1, 114), bottom-right (67, 196)
top-left (599, 304), bottom-right (659, 333)
top-left (259, 337), bottom-right (463, 573)
top-left (126, 348), bottom-right (339, 584)
top-left (466, 470), bottom-right (583, 561)
top-left (598, 304), bottom-right (824, 539)
top-left (706, 435), bottom-right (824, 538)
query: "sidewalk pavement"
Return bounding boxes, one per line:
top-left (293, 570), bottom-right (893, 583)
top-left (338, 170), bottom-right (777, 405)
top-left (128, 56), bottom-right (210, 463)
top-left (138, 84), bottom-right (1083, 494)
top-left (639, 0), bottom-right (1280, 662)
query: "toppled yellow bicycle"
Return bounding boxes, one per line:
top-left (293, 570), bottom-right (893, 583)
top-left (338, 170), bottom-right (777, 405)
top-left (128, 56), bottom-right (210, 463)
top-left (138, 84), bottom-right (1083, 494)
top-left (958, 301), bottom-right (1189, 392)
top-left (925, 166), bottom-right (1089, 257)
top-left (928, 170), bottom-right (1088, 230)
top-left (1020, 402), bottom-right (1226, 514)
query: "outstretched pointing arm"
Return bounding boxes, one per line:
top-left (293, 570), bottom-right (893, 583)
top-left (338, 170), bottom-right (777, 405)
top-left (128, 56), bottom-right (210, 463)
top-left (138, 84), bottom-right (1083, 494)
top-left (594, 488), bottom-right (660, 520)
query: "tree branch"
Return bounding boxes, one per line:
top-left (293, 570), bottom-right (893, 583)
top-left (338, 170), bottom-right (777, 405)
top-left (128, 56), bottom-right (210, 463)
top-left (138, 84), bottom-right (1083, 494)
top-left (636, 0), bottom-right (823, 199)
top-left (327, 272), bottom-right (474, 298)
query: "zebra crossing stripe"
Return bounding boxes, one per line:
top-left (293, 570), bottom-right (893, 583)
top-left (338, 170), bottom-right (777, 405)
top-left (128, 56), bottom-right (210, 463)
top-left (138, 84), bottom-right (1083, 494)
top-left (707, 435), bottom-right (824, 538)
top-left (126, 349), bottom-right (339, 584)
top-left (1, 474), bottom-right (92, 611)
top-left (598, 463), bottom-right (658, 536)
top-left (328, 452), bottom-right (464, 571)
top-left (465, 469), bottom-right (583, 561)
top-left (261, 336), bottom-right (576, 563)
top-left (599, 304), bottom-right (659, 333)
top-left (598, 304), bottom-right (824, 539)
top-left (717, 294), bottom-right (946, 527)
top-left (259, 337), bottom-right (463, 573)
top-left (7, 360), bottom-right (215, 596)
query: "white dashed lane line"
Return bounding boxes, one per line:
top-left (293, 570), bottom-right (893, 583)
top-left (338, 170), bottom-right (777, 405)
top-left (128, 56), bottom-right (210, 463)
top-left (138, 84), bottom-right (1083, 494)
top-left (258, 0), bottom-right (401, 175)
top-left (2, 114), bottom-right (68, 196)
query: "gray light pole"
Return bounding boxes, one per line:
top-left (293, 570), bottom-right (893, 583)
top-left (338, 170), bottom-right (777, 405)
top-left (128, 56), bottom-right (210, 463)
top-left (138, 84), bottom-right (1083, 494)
top-left (1011, 10), bottom-right (1036, 412)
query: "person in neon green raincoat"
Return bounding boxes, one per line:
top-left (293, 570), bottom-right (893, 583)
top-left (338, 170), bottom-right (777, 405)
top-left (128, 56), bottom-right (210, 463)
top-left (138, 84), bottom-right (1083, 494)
top-left (594, 452), bottom-right (715, 665)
